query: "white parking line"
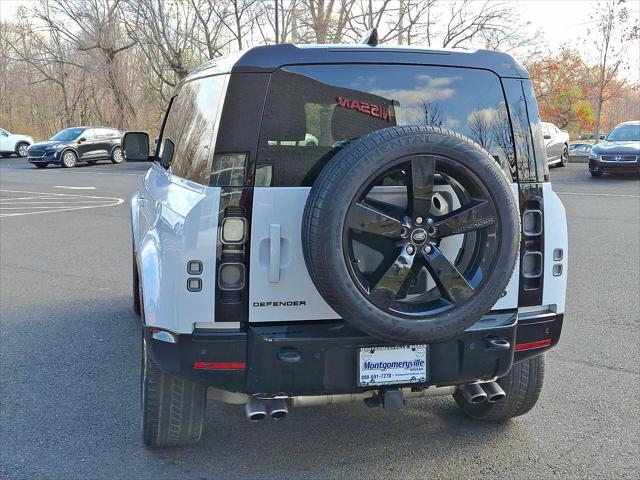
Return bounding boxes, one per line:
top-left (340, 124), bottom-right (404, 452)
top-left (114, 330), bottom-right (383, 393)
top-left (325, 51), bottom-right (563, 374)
top-left (556, 191), bottom-right (640, 199)
top-left (53, 185), bottom-right (96, 190)
top-left (0, 189), bottom-right (124, 218)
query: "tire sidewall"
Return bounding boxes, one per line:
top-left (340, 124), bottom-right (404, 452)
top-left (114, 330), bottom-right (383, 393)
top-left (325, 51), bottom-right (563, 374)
top-left (304, 126), bottom-right (520, 343)
top-left (560, 145), bottom-right (568, 166)
top-left (111, 146), bottom-right (124, 164)
top-left (16, 143), bottom-right (29, 157)
top-left (61, 150), bottom-right (77, 168)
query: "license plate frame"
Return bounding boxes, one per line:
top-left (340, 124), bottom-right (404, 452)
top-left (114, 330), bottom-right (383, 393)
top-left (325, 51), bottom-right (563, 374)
top-left (358, 345), bottom-right (428, 387)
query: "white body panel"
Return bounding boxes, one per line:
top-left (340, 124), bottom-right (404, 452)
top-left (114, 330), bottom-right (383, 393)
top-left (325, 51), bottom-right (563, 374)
top-left (541, 183), bottom-right (568, 313)
top-left (249, 184), bottom-right (521, 323)
top-left (249, 187), bottom-right (341, 322)
top-left (133, 163), bottom-right (221, 334)
top-left (0, 128), bottom-right (33, 152)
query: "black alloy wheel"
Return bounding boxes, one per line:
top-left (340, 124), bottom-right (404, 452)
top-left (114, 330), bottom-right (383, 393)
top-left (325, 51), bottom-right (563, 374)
top-left (343, 154), bottom-right (499, 318)
top-left (303, 126), bottom-right (520, 343)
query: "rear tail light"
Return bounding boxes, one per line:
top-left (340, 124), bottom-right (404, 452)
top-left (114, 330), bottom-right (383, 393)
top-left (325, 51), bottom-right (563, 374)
top-left (218, 206), bottom-right (248, 302)
top-left (515, 339), bottom-right (551, 352)
top-left (220, 217), bottom-right (247, 244)
top-left (218, 263), bottom-right (245, 290)
top-left (521, 201), bottom-right (544, 291)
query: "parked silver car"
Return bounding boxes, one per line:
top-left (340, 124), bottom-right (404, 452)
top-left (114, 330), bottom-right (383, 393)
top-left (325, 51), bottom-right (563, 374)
top-left (542, 122), bottom-right (570, 168)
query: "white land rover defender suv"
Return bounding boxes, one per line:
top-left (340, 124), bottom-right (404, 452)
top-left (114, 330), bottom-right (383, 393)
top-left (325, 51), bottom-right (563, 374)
top-left (124, 42), bottom-right (568, 448)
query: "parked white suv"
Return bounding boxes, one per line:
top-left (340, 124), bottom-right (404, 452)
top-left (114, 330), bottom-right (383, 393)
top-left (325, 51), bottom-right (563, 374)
top-left (0, 128), bottom-right (34, 158)
top-left (125, 43), bottom-right (568, 448)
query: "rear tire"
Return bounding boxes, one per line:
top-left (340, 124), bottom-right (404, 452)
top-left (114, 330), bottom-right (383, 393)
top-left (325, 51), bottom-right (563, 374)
top-left (16, 142), bottom-right (29, 157)
top-left (454, 354), bottom-right (545, 421)
top-left (558, 145), bottom-right (568, 167)
top-left (111, 146), bottom-right (124, 164)
top-left (302, 125), bottom-right (520, 343)
top-left (141, 335), bottom-right (207, 447)
top-left (590, 171), bottom-right (603, 177)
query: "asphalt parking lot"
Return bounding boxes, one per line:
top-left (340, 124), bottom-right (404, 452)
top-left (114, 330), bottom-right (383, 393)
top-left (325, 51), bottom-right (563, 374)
top-left (1, 158), bottom-right (638, 479)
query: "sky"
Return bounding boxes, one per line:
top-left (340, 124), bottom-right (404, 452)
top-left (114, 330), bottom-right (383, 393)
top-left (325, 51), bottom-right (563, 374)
top-left (1, 0), bottom-right (639, 82)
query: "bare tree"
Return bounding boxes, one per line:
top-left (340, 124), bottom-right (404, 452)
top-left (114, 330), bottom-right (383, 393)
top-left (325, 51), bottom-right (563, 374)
top-left (31, 0), bottom-right (138, 129)
top-left (441, 0), bottom-right (521, 49)
top-left (299, 0), bottom-right (354, 43)
top-left (212, 0), bottom-right (261, 50)
top-left (7, 8), bottom-right (81, 128)
top-left (468, 108), bottom-right (493, 150)
top-left (121, 0), bottom-right (198, 88)
top-left (421, 101), bottom-right (443, 127)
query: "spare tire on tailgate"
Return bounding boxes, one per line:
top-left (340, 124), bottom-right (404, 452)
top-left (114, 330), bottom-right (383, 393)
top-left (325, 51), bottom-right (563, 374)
top-left (302, 126), bottom-right (519, 343)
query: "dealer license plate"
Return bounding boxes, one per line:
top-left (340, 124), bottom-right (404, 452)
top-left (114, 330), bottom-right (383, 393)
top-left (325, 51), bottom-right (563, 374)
top-left (358, 345), bottom-right (428, 387)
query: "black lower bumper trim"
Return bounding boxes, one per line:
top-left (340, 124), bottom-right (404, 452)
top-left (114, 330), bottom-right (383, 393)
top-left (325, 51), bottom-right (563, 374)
top-left (143, 308), bottom-right (571, 396)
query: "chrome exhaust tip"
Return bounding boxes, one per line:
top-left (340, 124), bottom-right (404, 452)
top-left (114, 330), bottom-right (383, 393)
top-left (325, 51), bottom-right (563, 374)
top-left (268, 398), bottom-right (288, 420)
top-left (245, 395), bottom-right (267, 422)
top-left (481, 381), bottom-right (506, 403)
top-left (461, 383), bottom-right (488, 404)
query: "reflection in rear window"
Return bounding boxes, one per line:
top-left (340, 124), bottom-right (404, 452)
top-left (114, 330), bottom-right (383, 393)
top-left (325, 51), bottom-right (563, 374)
top-left (257, 65), bottom-right (516, 186)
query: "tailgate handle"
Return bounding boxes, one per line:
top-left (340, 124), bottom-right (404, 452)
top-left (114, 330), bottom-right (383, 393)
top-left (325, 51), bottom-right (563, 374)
top-left (268, 224), bottom-right (281, 283)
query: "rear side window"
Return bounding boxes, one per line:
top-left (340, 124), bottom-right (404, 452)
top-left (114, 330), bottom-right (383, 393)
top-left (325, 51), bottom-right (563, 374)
top-left (94, 128), bottom-right (114, 139)
top-left (158, 74), bottom-right (228, 185)
top-left (257, 65), bottom-right (517, 186)
top-left (82, 129), bottom-right (95, 141)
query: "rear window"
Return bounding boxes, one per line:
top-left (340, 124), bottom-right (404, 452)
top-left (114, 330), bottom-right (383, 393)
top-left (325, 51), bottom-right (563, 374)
top-left (158, 74), bottom-right (228, 185)
top-left (257, 65), bottom-right (517, 186)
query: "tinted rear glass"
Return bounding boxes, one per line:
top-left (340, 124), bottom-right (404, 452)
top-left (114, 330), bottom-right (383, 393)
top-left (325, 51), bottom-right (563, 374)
top-left (158, 74), bottom-right (228, 185)
top-left (257, 65), bottom-right (517, 186)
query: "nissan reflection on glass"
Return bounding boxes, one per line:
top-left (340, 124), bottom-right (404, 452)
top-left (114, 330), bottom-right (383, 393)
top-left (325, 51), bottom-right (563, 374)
top-left (588, 121), bottom-right (640, 177)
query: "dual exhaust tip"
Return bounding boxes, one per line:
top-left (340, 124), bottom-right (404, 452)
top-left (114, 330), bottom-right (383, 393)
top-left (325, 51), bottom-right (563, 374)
top-left (245, 396), bottom-right (288, 422)
top-left (460, 381), bottom-right (506, 404)
top-left (247, 382), bottom-right (505, 420)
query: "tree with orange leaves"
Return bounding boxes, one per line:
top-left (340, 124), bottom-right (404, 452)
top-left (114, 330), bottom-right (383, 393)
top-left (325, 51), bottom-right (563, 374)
top-left (527, 49), bottom-right (595, 136)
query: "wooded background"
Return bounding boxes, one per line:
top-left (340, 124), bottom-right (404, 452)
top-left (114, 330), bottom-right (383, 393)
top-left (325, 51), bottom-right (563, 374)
top-left (1, 0), bottom-right (638, 140)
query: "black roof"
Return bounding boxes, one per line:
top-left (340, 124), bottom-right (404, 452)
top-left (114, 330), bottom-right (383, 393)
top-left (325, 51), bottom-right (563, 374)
top-left (185, 44), bottom-right (529, 84)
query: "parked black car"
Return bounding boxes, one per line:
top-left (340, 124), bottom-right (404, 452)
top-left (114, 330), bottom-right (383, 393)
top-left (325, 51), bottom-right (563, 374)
top-left (26, 127), bottom-right (124, 168)
top-left (589, 121), bottom-right (640, 177)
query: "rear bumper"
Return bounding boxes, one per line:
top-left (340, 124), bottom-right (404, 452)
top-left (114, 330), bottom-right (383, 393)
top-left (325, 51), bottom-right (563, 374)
top-left (145, 310), bottom-right (563, 396)
top-left (589, 159), bottom-right (640, 174)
